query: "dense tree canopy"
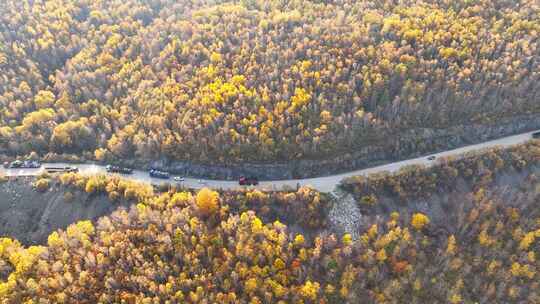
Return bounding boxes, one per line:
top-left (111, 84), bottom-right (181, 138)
top-left (0, 0), bottom-right (538, 163)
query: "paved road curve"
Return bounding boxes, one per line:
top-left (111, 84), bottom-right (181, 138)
top-left (2, 130), bottom-right (539, 193)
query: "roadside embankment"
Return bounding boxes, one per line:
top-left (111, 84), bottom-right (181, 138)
top-left (150, 113), bottom-right (540, 180)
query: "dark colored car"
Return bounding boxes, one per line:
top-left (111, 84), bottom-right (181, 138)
top-left (532, 131), bottom-right (540, 139)
top-left (239, 176), bottom-right (259, 186)
top-left (106, 165), bottom-right (133, 174)
top-left (149, 169), bottom-right (170, 179)
top-left (7, 160), bottom-right (23, 168)
top-left (65, 166), bottom-right (79, 173)
top-left (427, 156), bottom-right (436, 161)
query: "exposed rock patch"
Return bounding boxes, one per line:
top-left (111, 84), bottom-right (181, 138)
top-left (327, 190), bottom-right (362, 239)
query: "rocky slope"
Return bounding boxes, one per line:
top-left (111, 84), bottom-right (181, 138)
top-left (0, 177), bottom-right (129, 245)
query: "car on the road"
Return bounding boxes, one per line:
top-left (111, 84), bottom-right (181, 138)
top-left (6, 160), bottom-right (23, 168)
top-left (149, 169), bottom-right (170, 179)
top-left (106, 164), bottom-right (133, 174)
top-left (532, 131), bottom-right (540, 139)
top-left (173, 176), bottom-right (185, 182)
top-left (239, 176), bottom-right (259, 186)
top-left (427, 156), bottom-right (436, 161)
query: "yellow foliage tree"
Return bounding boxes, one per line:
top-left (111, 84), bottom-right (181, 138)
top-left (195, 188), bottom-right (220, 216)
top-left (273, 258), bottom-right (286, 270)
top-left (294, 234), bottom-right (305, 246)
top-left (47, 232), bottom-right (63, 247)
top-left (342, 234), bottom-right (352, 246)
top-left (34, 90), bottom-right (55, 109)
top-left (94, 148), bottom-right (107, 161)
top-left (300, 281), bottom-right (320, 300)
top-left (170, 192), bottom-right (192, 207)
top-left (446, 235), bottom-right (457, 255)
top-left (519, 232), bottom-right (535, 250)
top-left (376, 248), bottom-right (387, 263)
top-left (245, 278), bottom-right (258, 294)
top-left (34, 178), bottom-right (50, 192)
top-left (411, 213), bottom-right (430, 230)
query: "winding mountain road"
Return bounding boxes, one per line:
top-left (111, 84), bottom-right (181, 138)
top-left (2, 130), bottom-right (539, 193)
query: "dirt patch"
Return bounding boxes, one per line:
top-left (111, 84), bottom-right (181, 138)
top-left (0, 177), bottom-right (131, 245)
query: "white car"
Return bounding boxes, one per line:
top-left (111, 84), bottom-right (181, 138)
top-left (173, 176), bottom-right (185, 182)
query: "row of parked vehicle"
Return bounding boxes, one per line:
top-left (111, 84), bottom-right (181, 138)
top-left (3, 159), bottom-right (81, 174)
top-left (104, 165), bottom-right (178, 181)
top-left (3, 160), bottom-right (261, 186)
top-left (105, 165), bottom-right (186, 182)
top-left (3, 160), bottom-right (41, 169)
top-left (148, 167), bottom-right (259, 186)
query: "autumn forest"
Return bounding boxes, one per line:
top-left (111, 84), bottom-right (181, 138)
top-left (0, 0), bottom-right (539, 303)
top-left (0, 0), bottom-right (538, 163)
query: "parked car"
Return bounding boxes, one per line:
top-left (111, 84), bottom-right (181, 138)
top-left (8, 160), bottom-right (23, 168)
top-left (239, 176), bottom-right (259, 186)
top-left (173, 176), bottom-right (185, 182)
top-left (106, 164), bottom-right (133, 174)
top-left (532, 131), bottom-right (540, 139)
top-left (427, 156), bottom-right (436, 161)
top-left (149, 169), bottom-right (170, 179)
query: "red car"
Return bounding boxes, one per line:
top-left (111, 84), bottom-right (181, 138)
top-left (239, 176), bottom-right (259, 186)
